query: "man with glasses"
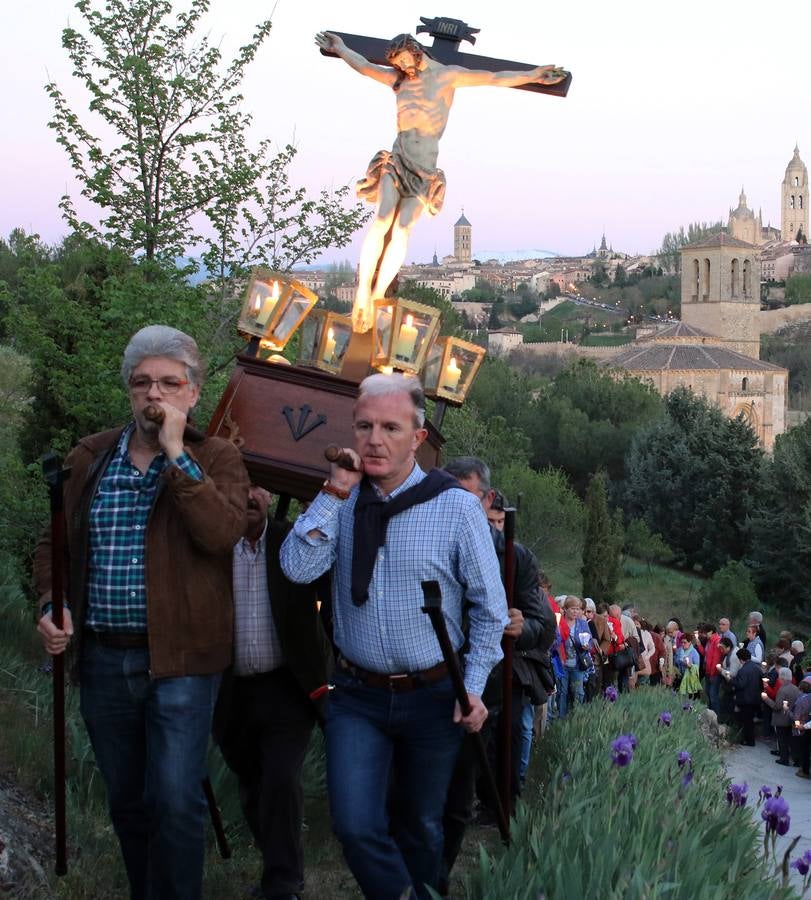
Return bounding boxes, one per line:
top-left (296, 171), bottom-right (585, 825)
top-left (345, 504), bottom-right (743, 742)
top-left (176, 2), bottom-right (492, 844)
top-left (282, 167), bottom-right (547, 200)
top-left (35, 325), bottom-right (248, 900)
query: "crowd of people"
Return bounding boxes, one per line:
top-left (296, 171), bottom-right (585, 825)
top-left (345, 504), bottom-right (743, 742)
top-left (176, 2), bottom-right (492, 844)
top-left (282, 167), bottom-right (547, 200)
top-left (32, 322), bottom-right (809, 900)
top-left (542, 598), bottom-right (811, 778)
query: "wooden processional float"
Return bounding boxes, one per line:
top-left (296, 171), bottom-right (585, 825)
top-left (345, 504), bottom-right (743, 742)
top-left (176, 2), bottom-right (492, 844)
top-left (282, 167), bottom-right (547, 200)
top-left (206, 268), bottom-right (487, 513)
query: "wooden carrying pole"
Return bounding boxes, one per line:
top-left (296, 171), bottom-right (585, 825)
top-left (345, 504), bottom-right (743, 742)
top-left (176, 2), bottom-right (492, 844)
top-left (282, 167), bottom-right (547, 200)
top-left (420, 580), bottom-right (510, 844)
top-left (499, 508), bottom-right (517, 822)
top-left (42, 453), bottom-right (70, 876)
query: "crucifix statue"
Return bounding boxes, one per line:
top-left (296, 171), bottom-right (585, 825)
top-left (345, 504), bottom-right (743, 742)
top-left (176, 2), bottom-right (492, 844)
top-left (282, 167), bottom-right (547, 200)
top-left (317, 16), bottom-right (571, 333)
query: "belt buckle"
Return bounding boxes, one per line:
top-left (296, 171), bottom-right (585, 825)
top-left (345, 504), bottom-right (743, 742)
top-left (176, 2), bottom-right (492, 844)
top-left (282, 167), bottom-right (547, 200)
top-left (388, 673), bottom-right (409, 692)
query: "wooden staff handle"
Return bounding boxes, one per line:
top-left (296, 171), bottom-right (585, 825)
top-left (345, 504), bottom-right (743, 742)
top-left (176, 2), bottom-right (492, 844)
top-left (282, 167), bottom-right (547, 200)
top-left (324, 443), bottom-right (359, 471)
top-left (143, 405), bottom-right (205, 442)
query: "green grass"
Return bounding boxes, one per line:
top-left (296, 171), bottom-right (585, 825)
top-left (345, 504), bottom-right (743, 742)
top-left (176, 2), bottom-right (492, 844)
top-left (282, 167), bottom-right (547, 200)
top-left (580, 333), bottom-right (633, 346)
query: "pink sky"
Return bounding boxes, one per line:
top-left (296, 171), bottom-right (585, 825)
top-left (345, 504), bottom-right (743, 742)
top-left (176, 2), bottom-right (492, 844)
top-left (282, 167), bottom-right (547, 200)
top-left (1, 0), bottom-right (806, 264)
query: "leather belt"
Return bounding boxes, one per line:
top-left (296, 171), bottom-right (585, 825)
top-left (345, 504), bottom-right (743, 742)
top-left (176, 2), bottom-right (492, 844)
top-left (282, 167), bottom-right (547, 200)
top-left (84, 629), bottom-right (149, 649)
top-left (338, 656), bottom-right (449, 693)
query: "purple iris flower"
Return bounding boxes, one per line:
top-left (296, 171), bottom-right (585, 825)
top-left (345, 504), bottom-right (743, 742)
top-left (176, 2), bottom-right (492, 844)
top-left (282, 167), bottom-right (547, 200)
top-left (677, 750), bottom-right (692, 769)
top-left (611, 734), bottom-right (635, 767)
top-left (604, 685), bottom-right (618, 702)
top-left (759, 785), bottom-right (773, 802)
top-left (681, 768), bottom-right (694, 789)
top-left (726, 782), bottom-right (748, 807)
top-left (791, 850), bottom-right (811, 876)
top-left (682, 701), bottom-right (693, 711)
top-left (658, 711), bottom-right (672, 727)
top-left (761, 796), bottom-right (791, 836)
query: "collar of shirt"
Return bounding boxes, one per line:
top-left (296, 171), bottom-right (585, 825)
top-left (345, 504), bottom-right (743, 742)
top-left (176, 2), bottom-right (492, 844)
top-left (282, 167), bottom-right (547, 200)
top-left (118, 422), bottom-right (173, 474)
top-left (235, 519), bottom-right (268, 560)
top-left (370, 462), bottom-right (424, 501)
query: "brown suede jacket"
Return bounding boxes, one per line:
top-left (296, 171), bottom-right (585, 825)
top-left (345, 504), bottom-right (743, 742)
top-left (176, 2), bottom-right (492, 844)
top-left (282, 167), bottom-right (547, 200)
top-left (33, 426), bottom-right (249, 680)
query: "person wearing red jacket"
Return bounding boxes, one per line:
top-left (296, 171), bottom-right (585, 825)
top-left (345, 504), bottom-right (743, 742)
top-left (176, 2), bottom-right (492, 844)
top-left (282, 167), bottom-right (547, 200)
top-left (695, 624), bottom-right (723, 713)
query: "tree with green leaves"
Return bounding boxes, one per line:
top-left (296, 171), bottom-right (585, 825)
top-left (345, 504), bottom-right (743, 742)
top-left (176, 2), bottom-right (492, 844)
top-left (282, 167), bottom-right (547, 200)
top-left (581, 470), bottom-right (622, 605)
top-left (657, 221), bottom-right (724, 274)
top-left (624, 387), bottom-right (763, 573)
top-left (785, 273), bottom-right (811, 306)
top-left (624, 518), bottom-right (674, 572)
top-left (747, 419), bottom-right (811, 612)
top-left (525, 360), bottom-right (663, 493)
top-left (47, 0), bottom-right (367, 279)
top-left (697, 560), bottom-right (758, 625)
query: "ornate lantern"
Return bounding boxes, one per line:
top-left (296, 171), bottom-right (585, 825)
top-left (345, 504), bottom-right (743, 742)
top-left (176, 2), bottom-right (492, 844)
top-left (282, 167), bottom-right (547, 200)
top-left (296, 309), bottom-right (353, 374)
top-left (422, 335), bottom-right (486, 405)
top-left (237, 268), bottom-right (318, 351)
top-left (371, 299), bottom-right (442, 375)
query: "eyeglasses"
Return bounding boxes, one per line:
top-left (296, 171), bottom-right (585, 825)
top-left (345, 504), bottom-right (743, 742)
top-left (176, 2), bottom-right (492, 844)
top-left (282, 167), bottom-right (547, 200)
top-left (129, 376), bottom-right (189, 395)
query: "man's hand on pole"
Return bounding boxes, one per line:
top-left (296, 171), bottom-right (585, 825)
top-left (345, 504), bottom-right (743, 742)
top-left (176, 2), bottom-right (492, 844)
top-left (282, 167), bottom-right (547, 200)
top-left (38, 607), bottom-right (74, 656)
top-left (454, 693), bottom-right (488, 733)
top-left (503, 607), bottom-right (524, 639)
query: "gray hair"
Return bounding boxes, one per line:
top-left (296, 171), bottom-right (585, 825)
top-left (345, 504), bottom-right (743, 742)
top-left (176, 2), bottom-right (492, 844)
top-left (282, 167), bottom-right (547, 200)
top-left (748, 611), bottom-right (763, 624)
top-left (121, 325), bottom-right (204, 387)
top-left (779, 667), bottom-right (793, 682)
top-left (443, 456), bottom-right (491, 492)
top-left (357, 373), bottom-right (425, 427)
top-left (584, 597), bottom-right (596, 613)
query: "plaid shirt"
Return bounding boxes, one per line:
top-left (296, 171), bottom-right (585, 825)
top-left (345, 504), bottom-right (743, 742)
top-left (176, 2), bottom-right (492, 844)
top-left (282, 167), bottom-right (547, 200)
top-left (232, 523), bottom-right (286, 676)
top-left (86, 424), bottom-right (203, 632)
top-left (280, 463), bottom-right (508, 696)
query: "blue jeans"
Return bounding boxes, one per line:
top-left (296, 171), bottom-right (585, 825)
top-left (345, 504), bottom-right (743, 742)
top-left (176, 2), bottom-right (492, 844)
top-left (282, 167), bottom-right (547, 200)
top-left (519, 704), bottom-right (535, 781)
top-left (79, 638), bottom-right (220, 900)
top-left (558, 666), bottom-right (585, 718)
top-left (707, 675), bottom-right (721, 713)
top-left (325, 668), bottom-right (463, 900)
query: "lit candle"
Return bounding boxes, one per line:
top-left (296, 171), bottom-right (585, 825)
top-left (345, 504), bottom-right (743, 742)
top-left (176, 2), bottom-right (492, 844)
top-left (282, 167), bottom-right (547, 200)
top-left (441, 356), bottom-right (462, 393)
top-left (324, 326), bottom-right (336, 364)
top-left (254, 280), bottom-right (280, 326)
top-left (394, 314), bottom-right (418, 361)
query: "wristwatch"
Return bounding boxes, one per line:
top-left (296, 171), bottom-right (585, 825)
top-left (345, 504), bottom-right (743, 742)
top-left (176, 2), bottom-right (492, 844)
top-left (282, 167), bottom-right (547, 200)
top-left (321, 479), bottom-right (350, 500)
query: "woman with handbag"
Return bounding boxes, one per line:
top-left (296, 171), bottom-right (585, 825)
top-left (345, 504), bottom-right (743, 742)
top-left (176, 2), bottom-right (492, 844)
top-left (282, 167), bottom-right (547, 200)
top-left (556, 596), bottom-right (594, 717)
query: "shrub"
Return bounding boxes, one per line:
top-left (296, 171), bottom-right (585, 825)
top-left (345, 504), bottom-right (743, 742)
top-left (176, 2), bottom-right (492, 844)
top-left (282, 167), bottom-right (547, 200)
top-left (465, 689), bottom-right (797, 899)
top-left (698, 560), bottom-right (759, 625)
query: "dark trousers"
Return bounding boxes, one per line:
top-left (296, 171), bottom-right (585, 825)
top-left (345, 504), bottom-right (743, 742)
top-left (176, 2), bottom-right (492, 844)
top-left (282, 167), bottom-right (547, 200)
top-left (795, 730), bottom-right (811, 775)
top-left (776, 725), bottom-right (792, 764)
top-left (217, 667), bottom-right (316, 898)
top-left (737, 703), bottom-right (758, 745)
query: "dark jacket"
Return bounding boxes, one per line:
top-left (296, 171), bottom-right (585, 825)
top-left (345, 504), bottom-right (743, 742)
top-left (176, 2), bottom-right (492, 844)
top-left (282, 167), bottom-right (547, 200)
top-left (732, 660), bottom-right (764, 707)
top-left (213, 520), bottom-right (333, 741)
top-left (484, 529), bottom-right (554, 706)
top-left (33, 426), bottom-right (249, 680)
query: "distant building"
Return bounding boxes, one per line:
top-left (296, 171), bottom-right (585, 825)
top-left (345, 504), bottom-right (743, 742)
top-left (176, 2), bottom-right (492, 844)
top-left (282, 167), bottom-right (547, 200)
top-left (454, 211), bottom-right (472, 262)
top-left (781, 145), bottom-right (809, 242)
top-left (601, 233), bottom-right (788, 450)
top-left (487, 327), bottom-right (523, 356)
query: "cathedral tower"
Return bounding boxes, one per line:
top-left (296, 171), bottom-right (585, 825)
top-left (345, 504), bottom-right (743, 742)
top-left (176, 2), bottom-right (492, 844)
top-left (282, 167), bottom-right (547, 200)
top-left (781, 145), bottom-right (809, 241)
top-left (454, 211), bottom-right (471, 262)
top-left (680, 233), bottom-right (761, 359)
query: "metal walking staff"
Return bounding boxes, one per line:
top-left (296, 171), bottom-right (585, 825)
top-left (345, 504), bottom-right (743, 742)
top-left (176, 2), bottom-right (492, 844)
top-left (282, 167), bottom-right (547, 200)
top-left (420, 580), bottom-right (510, 844)
top-left (499, 507), bottom-right (517, 820)
top-left (42, 452), bottom-right (70, 876)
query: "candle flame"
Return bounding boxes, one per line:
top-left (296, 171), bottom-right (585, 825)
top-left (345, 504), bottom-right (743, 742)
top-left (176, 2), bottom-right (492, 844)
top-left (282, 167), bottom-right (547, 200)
top-left (449, 356), bottom-right (459, 370)
top-left (405, 314), bottom-right (413, 327)
top-left (253, 293), bottom-right (261, 312)
top-left (271, 280), bottom-right (280, 301)
top-left (327, 327), bottom-right (335, 340)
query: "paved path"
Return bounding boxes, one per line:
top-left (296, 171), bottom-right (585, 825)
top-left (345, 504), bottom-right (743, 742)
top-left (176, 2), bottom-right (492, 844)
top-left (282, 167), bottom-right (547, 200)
top-left (726, 736), bottom-right (811, 893)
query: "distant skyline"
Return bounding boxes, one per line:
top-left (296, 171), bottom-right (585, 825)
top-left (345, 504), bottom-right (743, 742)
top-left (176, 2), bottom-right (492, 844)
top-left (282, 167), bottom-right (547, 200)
top-left (1, 1), bottom-right (808, 265)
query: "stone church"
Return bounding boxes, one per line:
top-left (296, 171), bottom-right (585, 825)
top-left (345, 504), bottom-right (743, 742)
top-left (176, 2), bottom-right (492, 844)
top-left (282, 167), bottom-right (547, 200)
top-left (604, 233), bottom-right (788, 450)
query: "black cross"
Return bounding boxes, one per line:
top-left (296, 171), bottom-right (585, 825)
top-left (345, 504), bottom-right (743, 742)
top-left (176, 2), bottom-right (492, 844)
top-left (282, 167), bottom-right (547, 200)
top-left (320, 15), bottom-right (571, 98)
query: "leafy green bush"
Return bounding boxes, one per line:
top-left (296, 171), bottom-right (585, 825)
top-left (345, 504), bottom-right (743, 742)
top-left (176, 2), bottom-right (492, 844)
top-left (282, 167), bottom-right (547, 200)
top-left (465, 689), bottom-right (797, 899)
top-left (698, 560), bottom-right (759, 625)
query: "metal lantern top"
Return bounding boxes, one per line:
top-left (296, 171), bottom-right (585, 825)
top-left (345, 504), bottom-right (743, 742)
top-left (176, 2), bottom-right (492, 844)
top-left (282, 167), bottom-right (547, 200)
top-left (237, 268), bottom-right (319, 350)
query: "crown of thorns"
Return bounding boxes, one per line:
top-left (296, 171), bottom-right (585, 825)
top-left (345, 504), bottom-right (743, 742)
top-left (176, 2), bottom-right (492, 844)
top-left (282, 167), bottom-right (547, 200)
top-left (386, 34), bottom-right (426, 65)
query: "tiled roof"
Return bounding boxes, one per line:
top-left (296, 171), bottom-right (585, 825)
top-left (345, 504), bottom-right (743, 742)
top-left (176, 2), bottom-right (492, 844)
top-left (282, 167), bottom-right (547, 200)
top-left (683, 232), bottom-right (758, 250)
top-left (637, 322), bottom-right (720, 342)
top-left (601, 344), bottom-right (786, 373)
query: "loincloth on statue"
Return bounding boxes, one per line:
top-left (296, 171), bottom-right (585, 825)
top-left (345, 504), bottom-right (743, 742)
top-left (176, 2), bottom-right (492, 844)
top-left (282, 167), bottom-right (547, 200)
top-left (357, 139), bottom-right (446, 216)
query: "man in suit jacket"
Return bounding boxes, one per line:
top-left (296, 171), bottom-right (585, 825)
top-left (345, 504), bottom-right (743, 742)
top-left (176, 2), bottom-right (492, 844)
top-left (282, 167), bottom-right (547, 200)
top-left (213, 485), bottom-right (332, 900)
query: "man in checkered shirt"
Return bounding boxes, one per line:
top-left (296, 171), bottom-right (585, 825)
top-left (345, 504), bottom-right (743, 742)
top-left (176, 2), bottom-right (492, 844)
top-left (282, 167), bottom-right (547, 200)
top-left (35, 325), bottom-right (248, 900)
top-left (281, 373), bottom-right (508, 900)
